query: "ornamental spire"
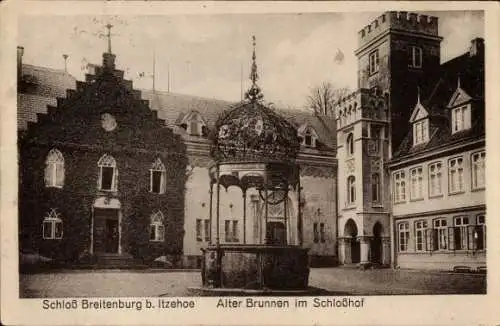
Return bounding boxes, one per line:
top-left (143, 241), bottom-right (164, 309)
top-left (244, 35), bottom-right (263, 102)
top-left (416, 85), bottom-right (421, 105)
top-left (105, 23), bottom-right (113, 53)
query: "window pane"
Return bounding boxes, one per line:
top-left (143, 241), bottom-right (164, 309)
top-left (43, 221), bottom-right (53, 239)
top-left (152, 171), bottom-right (162, 193)
top-left (204, 219), bottom-right (210, 241)
top-left (55, 221), bottom-right (63, 239)
top-left (150, 227), bottom-right (156, 241)
top-left (101, 167), bottom-right (114, 190)
top-left (196, 219), bottom-right (202, 241)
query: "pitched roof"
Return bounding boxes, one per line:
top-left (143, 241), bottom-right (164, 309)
top-left (21, 64), bottom-right (76, 98)
top-left (18, 64), bottom-right (336, 150)
top-left (392, 50), bottom-right (485, 160)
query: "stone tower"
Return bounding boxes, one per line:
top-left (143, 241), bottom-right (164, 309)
top-left (336, 11), bottom-right (442, 266)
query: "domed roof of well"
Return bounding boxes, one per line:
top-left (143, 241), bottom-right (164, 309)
top-left (211, 36), bottom-right (300, 164)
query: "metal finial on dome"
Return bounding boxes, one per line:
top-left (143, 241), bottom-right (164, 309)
top-left (105, 23), bottom-right (113, 53)
top-left (244, 35), bottom-right (263, 102)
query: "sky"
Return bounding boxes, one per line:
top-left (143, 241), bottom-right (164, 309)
top-left (18, 11), bottom-right (484, 109)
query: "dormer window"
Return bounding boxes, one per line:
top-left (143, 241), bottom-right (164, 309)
top-left (299, 125), bottom-right (318, 148)
top-left (185, 112), bottom-right (207, 137)
top-left (369, 50), bottom-right (379, 75)
top-left (408, 46), bottom-right (422, 68)
top-left (413, 119), bottom-right (429, 146)
top-left (451, 104), bottom-right (471, 134)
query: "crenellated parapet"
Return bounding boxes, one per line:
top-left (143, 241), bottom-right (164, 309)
top-left (335, 88), bottom-right (387, 129)
top-left (358, 11), bottom-right (439, 47)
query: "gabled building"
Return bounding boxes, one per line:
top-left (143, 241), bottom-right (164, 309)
top-left (18, 46), bottom-right (188, 267)
top-left (388, 38), bottom-right (485, 270)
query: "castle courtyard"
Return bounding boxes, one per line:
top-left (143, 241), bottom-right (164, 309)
top-left (20, 268), bottom-right (486, 298)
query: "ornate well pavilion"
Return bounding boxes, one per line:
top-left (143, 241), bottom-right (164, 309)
top-left (200, 37), bottom-right (310, 291)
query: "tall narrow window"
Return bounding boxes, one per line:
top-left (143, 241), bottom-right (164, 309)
top-left (415, 220), bottom-right (427, 252)
top-left (475, 215), bottom-right (486, 250)
top-left (408, 46), bottom-right (423, 68)
top-left (471, 151), bottom-right (485, 190)
top-left (371, 173), bottom-right (380, 202)
top-left (319, 223), bottom-right (326, 243)
top-left (398, 222), bottom-right (410, 252)
top-left (98, 154), bottom-right (118, 191)
top-left (433, 218), bottom-right (448, 250)
top-left (346, 133), bottom-right (354, 156)
top-left (42, 208), bottom-right (63, 240)
top-left (428, 162), bottom-right (443, 197)
top-left (150, 210), bottom-right (165, 242)
top-left (204, 219), bottom-right (210, 242)
top-left (232, 220), bottom-right (239, 243)
top-left (454, 216), bottom-right (469, 250)
top-left (45, 149), bottom-right (65, 188)
top-left (196, 219), bottom-right (203, 242)
top-left (150, 158), bottom-right (166, 194)
top-left (313, 222), bottom-right (319, 243)
top-left (394, 171), bottom-right (406, 203)
top-left (451, 105), bottom-right (471, 134)
top-left (449, 157), bottom-right (464, 193)
top-left (369, 50), bottom-right (380, 74)
top-left (410, 167), bottom-right (424, 200)
top-left (347, 176), bottom-right (356, 205)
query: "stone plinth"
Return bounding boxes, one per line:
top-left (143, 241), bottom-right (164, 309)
top-left (201, 245), bottom-right (309, 290)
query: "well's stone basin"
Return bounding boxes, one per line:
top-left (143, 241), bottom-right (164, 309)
top-left (201, 245), bottom-right (309, 290)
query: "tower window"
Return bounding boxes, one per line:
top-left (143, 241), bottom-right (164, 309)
top-left (369, 50), bottom-right (380, 75)
top-left (346, 133), bottom-right (354, 156)
top-left (371, 173), bottom-right (380, 202)
top-left (347, 176), bottom-right (356, 205)
top-left (408, 46), bottom-right (423, 68)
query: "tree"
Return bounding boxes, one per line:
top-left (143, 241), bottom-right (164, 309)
top-left (307, 81), bottom-right (350, 116)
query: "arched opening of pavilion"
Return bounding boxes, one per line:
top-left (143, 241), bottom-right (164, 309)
top-left (198, 36), bottom-right (309, 292)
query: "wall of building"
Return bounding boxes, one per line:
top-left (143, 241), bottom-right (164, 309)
top-left (394, 208), bottom-right (486, 270)
top-left (391, 147), bottom-right (485, 217)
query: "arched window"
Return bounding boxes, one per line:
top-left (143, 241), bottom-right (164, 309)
top-left (98, 154), bottom-right (118, 191)
top-left (346, 133), bottom-right (354, 156)
top-left (347, 176), bottom-right (356, 204)
top-left (150, 158), bottom-right (166, 194)
top-left (45, 149), bottom-right (65, 188)
top-left (150, 210), bottom-right (165, 242)
top-left (42, 208), bottom-right (63, 240)
top-left (371, 173), bottom-right (380, 202)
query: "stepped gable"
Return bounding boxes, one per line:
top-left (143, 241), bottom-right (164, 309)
top-left (392, 40), bottom-right (485, 159)
top-left (21, 52), bottom-right (182, 154)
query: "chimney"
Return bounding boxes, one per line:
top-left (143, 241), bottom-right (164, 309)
top-left (469, 38), bottom-right (484, 57)
top-left (17, 46), bottom-right (24, 81)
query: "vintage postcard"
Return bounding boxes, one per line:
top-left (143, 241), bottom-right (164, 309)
top-left (1, 1), bottom-right (499, 325)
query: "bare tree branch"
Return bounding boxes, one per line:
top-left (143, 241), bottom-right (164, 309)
top-left (306, 81), bottom-right (350, 116)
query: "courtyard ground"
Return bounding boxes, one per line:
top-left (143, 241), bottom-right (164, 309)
top-left (19, 267), bottom-right (486, 298)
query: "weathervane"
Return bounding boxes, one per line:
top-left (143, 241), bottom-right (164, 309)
top-left (244, 35), bottom-right (263, 103)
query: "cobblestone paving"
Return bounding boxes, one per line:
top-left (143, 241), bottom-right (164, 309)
top-left (20, 268), bottom-right (486, 298)
top-left (309, 268), bottom-right (486, 295)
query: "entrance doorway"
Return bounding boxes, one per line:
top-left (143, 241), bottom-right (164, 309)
top-left (370, 222), bottom-right (383, 264)
top-left (266, 222), bottom-right (286, 245)
top-left (94, 208), bottom-right (120, 254)
top-left (344, 219), bottom-right (360, 264)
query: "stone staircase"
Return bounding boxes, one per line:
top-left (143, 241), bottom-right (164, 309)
top-left (94, 253), bottom-right (146, 269)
